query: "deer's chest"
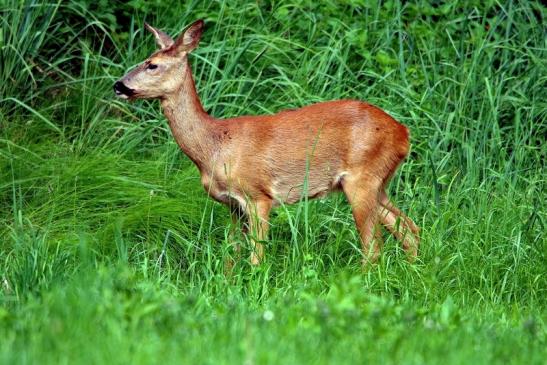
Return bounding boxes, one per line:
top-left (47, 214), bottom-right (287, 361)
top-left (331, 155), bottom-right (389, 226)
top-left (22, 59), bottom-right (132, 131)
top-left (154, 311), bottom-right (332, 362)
top-left (200, 171), bottom-right (246, 209)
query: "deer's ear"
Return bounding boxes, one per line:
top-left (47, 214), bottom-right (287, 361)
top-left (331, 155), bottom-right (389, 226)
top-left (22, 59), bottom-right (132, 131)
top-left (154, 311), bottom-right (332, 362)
top-left (173, 19), bottom-right (204, 54)
top-left (145, 23), bottom-right (174, 49)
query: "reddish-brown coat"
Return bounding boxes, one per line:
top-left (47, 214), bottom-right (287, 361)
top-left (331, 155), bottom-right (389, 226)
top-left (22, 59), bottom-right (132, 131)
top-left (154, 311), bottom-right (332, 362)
top-left (115, 20), bottom-right (420, 266)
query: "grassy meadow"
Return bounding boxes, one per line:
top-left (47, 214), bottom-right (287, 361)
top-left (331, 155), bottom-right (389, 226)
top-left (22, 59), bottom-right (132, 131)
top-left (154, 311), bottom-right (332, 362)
top-left (0, 0), bottom-right (546, 363)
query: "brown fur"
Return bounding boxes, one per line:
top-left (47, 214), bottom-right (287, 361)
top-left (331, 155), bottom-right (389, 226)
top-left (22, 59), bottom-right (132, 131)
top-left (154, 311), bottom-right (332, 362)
top-left (115, 20), bottom-right (420, 265)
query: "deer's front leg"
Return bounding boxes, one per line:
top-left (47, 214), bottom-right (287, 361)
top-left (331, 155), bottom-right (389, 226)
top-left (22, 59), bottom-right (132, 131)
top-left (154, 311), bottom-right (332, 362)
top-left (225, 205), bottom-right (246, 274)
top-left (246, 199), bottom-right (272, 265)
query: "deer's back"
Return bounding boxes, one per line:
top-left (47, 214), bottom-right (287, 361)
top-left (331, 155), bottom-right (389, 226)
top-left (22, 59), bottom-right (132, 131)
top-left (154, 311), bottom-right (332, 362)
top-left (209, 100), bottom-right (409, 204)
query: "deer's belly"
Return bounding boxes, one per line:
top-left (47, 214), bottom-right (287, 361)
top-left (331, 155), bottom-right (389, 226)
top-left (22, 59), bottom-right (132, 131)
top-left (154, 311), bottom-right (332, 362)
top-left (270, 172), bottom-right (344, 205)
top-left (200, 167), bottom-right (344, 208)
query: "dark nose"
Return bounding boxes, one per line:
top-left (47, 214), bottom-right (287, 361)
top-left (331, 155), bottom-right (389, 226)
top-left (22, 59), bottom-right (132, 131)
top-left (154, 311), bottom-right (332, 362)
top-left (113, 81), bottom-right (134, 96)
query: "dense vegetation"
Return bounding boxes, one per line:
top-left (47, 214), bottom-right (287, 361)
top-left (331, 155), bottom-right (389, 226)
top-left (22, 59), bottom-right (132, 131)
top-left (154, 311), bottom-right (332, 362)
top-left (1, 0), bottom-right (545, 363)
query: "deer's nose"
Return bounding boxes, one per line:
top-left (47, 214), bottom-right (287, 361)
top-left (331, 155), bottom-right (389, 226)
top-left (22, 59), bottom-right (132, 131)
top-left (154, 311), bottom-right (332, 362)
top-left (113, 81), bottom-right (134, 97)
top-left (113, 81), bottom-right (123, 93)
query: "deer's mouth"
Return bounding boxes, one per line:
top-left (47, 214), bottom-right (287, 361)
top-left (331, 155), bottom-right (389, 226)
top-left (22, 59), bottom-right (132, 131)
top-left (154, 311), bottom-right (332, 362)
top-left (114, 81), bottom-right (135, 99)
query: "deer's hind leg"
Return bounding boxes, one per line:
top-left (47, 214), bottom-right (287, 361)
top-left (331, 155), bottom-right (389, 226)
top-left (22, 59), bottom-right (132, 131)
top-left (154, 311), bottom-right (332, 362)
top-left (378, 191), bottom-right (419, 260)
top-left (379, 191), bottom-right (419, 236)
top-left (342, 173), bottom-right (383, 264)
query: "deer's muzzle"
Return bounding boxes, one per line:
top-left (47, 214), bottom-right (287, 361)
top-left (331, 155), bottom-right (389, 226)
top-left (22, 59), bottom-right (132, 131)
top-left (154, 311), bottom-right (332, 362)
top-left (114, 81), bottom-right (135, 98)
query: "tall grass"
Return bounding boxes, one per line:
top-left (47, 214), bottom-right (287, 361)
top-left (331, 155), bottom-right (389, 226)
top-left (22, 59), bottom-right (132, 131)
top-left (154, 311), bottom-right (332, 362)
top-left (0, 0), bottom-right (545, 364)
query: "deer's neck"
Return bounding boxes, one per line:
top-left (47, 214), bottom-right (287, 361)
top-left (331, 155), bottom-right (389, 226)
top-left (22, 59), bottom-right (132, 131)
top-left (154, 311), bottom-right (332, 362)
top-left (161, 62), bottom-right (217, 170)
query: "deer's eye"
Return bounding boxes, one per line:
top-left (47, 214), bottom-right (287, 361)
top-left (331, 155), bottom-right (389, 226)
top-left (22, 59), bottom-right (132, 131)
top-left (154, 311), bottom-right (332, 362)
top-left (147, 63), bottom-right (158, 70)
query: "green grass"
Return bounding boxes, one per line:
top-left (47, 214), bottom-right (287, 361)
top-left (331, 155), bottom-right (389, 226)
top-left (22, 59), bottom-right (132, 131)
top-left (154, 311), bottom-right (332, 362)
top-left (1, 0), bottom-right (546, 364)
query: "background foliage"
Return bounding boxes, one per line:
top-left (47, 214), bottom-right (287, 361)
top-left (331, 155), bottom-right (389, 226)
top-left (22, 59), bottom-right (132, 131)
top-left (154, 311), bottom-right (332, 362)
top-left (0, 0), bottom-right (545, 364)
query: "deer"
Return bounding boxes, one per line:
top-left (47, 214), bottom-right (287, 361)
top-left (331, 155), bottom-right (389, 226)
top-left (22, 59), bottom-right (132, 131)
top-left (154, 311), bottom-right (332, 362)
top-left (114, 19), bottom-right (420, 267)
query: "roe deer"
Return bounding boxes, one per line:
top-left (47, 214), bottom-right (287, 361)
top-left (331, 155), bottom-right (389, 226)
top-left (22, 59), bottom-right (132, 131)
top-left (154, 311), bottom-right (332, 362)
top-left (114, 20), bottom-right (419, 266)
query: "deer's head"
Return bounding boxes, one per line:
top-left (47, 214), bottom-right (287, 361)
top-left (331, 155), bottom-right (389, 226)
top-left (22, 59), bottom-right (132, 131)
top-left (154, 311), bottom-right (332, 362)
top-left (114, 20), bottom-right (204, 100)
